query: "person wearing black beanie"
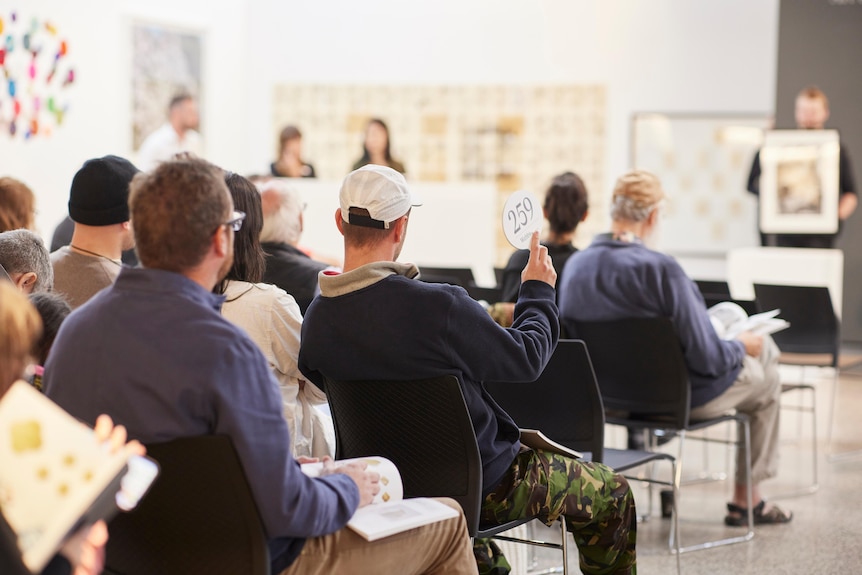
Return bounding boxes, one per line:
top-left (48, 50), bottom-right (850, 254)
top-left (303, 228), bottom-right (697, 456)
top-left (50, 155), bottom-right (141, 310)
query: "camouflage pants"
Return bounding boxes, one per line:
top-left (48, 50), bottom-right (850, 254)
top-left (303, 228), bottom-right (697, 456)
top-left (480, 448), bottom-right (637, 575)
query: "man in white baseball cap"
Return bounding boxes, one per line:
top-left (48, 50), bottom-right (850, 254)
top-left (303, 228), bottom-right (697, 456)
top-left (300, 165), bottom-right (638, 574)
top-left (338, 164), bottom-right (422, 230)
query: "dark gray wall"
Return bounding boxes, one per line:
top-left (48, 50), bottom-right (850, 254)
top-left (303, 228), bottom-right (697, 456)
top-left (775, 0), bottom-right (862, 343)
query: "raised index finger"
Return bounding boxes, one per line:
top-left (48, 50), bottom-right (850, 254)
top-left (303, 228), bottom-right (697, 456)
top-left (528, 231), bottom-right (540, 259)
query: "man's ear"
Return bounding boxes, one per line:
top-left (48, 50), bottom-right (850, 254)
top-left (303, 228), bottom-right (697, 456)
top-left (393, 215), bottom-right (409, 243)
top-left (15, 272), bottom-right (37, 294)
top-left (334, 208), bottom-right (345, 236)
top-left (213, 227), bottom-right (229, 257)
top-left (581, 209), bottom-right (589, 223)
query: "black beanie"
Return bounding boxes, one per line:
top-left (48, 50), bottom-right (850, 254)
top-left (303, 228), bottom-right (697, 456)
top-left (68, 155), bottom-right (140, 226)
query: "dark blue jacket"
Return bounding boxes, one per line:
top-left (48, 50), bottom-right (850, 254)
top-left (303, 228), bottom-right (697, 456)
top-left (43, 268), bottom-right (358, 571)
top-left (558, 235), bottom-right (745, 408)
top-left (299, 268), bottom-right (559, 494)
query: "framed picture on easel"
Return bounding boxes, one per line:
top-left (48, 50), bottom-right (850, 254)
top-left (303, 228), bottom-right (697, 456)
top-left (759, 130), bottom-right (840, 234)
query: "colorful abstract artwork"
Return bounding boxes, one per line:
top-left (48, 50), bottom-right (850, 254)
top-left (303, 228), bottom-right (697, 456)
top-left (0, 10), bottom-right (75, 140)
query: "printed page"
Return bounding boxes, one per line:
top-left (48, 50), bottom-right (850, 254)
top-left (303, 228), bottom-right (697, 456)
top-left (346, 498), bottom-right (459, 542)
top-left (301, 456), bottom-right (403, 505)
top-left (0, 382), bottom-right (131, 573)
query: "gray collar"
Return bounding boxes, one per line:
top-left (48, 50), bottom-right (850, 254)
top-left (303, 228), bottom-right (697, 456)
top-left (318, 261), bottom-right (419, 297)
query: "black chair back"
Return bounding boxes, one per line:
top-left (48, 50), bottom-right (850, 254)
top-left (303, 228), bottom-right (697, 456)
top-left (105, 435), bottom-right (269, 575)
top-left (418, 266), bottom-right (476, 287)
top-left (571, 317), bottom-right (691, 429)
top-left (323, 375), bottom-right (484, 534)
top-left (753, 284), bottom-right (839, 362)
top-left (485, 340), bottom-right (605, 462)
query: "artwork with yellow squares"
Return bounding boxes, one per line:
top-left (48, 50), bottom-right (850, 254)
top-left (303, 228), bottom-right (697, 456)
top-left (273, 85), bottom-right (607, 264)
top-left (632, 114), bottom-right (771, 254)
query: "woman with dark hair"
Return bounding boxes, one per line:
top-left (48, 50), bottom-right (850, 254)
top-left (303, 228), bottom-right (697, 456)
top-left (351, 118), bottom-right (406, 174)
top-left (270, 125), bottom-right (316, 178)
top-left (500, 171), bottom-right (589, 303)
top-left (217, 173), bottom-right (334, 457)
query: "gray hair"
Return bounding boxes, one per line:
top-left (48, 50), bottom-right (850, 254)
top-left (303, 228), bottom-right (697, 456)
top-left (258, 180), bottom-right (303, 245)
top-left (609, 195), bottom-right (660, 223)
top-left (0, 229), bottom-right (53, 292)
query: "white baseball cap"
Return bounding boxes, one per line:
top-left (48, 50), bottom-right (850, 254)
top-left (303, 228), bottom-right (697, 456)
top-left (339, 164), bottom-right (422, 229)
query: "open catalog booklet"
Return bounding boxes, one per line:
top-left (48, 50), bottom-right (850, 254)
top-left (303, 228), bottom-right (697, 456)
top-left (519, 429), bottom-right (583, 459)
top-left (708, 301), bottom-right (790, 341)
top-left (301, 456), bottom-right (458, 541)
top-left (0, 382), bottom-right (158, 573)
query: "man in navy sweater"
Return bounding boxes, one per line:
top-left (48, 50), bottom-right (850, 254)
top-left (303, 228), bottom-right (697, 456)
top-left (44, 158), bottom-right (475, 575)
top-left (558, 170), bottom-right (791, 527)
top-left (299, 165), bottom-right (637, 575)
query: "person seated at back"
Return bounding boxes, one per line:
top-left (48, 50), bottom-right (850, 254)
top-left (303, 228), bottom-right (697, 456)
top-left (557, 170), bottom-right (792, 527)
top-left (351, 118), bottom-right (406, 174)
top-left (270, 125), bottom-right (316, 178)
top-left (299, 165), bottom-right (638, 575)
top-left (218, 173), bottom-right (333, 457)
top-left (258, 179), bottom-right (331, 314)
top-left (43, 157), bottom-right (476, 575)
top-left (492, 172), bottom-right (589, 327)
top-left (0, 229), bottom-right (53, 294)
top-left (51, 156), bottom-right (140, 309)
top-left (0, 177), bottom-right (37, 232)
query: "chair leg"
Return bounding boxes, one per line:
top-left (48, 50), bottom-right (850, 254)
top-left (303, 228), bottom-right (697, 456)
top-left (772, 383), bottom-right (819, 498)
top-left (559, 518), bottom-right (568, 575)
top-left (675, 420), bottom-right (754, 553)
top-left (827, 367), bottom-right (862, 461)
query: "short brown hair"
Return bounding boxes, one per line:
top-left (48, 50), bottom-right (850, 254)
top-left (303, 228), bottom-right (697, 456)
top-left (0, 177), bottom-right (36, 232)
top-left (797, 85), bottom-right (829, 110)
top-left (0, 282), bottom-right (42, 394)
top-left (341, 208), bottom-right (399, 248)
top-left (129, 158), bottom-right (231, 273)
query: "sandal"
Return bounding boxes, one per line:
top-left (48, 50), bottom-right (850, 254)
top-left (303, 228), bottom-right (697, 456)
top-left (724, 500), bottom-right (793, 526)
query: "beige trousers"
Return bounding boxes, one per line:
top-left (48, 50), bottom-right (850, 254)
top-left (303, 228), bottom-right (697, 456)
top-left (689, 336), bottom-right (781, 484)
top-left (280, 498), bottom-right (477, 575)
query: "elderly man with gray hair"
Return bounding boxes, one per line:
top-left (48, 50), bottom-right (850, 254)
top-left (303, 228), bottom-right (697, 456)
top-left (558, 170), bottom-right (791, 528)
top-left (258, 180), bottom-right (330, 314)
top-left (0, 229), bottom-right (53, 294)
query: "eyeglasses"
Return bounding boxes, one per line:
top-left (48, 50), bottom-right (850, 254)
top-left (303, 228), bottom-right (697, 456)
top-left (224, 210), bottom-right (246, 232)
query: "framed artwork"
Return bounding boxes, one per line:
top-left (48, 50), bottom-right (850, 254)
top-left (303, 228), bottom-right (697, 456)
top-left (632, 113), bottom-right (770, 255)
top-left (759, 130), bottom-right (840, 234)
top-left (131, 23), bottom-right (202, 150)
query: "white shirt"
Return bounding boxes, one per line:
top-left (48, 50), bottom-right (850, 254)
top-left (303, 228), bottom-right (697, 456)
top-left (137, 123), bottom-right (203, 171)
top-left (220, 280), bottom-right (334, 457)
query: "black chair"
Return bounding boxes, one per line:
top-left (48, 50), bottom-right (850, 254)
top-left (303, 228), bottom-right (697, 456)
top-left (417, 266), bottom-right (476, 287)
top-left (754, 283), bottom-right (840, 479)
top-left (571, 317), bottom-right (754, 553)
top-left (694, 279), bottom-right (759, 315)
top-left (465, 284), bottom-right (503, 304)
top-left (323, 374), bottom-right (570, 573)
top-left (485, 340), bottom-right (680, 567)
top-left (104, 435), bottom-right (270, 575)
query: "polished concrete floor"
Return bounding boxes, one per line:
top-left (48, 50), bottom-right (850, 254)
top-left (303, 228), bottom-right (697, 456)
top-left (502, 363), bottom-right (862, 574)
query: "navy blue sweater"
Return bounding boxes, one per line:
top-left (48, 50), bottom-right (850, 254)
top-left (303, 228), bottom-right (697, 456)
top-left (558, 235), bottom-right (745, 408)
top-left (299, 269), bottom-right (559, 494)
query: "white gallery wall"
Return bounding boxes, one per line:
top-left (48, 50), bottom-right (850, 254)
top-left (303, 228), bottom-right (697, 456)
top-left (0, 0), bottom-right (249, 238)
top-left (2, 0), bottom-right (779, 250)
